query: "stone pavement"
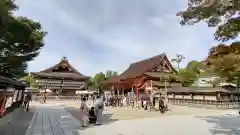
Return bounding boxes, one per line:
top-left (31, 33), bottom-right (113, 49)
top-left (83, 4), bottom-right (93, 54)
top-left (25, 101), bottom-right (240, 135)
top-left (0, 107), bottom-right (35, 135)
top-left (25, 102), bottom-right (82, 135)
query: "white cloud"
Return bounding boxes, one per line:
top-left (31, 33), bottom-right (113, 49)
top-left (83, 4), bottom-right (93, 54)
top-left (15, 0), bottom-right (218, 76)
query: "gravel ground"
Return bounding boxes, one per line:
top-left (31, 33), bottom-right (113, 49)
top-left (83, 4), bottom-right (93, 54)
top-left (63, 101), bottom-right (240, 135)
top-left (63, 101), bottom-right (231, 120)
top-left (28, 100), bottom-right (240, 135)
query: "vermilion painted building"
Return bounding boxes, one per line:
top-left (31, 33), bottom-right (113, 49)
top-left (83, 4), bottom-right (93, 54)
top-left (105, 53), bottom-right (177, 99)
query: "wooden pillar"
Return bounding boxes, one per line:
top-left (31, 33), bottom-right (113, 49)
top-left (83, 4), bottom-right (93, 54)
top-left (117, 88), bottom-right (120, 106)
top-left (16, 89), bottom-right (20, 101)
top-left (136, 88), bottom-right (139, 101)
top-left (111, 85), bottom-right (114, 96)
top-left (117, 88), bottom-right (120, 97)
top-left (0, 98), bottom-right (7, 115)
top-left (150, 80), bottom-right (153, 104)
top-left (0, 91), bottom-right (6, 115)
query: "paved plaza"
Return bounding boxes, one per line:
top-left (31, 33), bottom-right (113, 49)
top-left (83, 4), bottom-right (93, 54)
top-left (1, 101), bottom-right (240, 135)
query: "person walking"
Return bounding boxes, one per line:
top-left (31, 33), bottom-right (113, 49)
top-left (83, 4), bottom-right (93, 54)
top-left (80, 97), bottom-right (89, 127)
top-left (24, 93), bottom-right (32, 112)
top-left (159, 97), bottom-right (165, 113)
top-left (94, 95), bottom-right (104, 126)
top-left (43, 94), bottom-right (47, 103)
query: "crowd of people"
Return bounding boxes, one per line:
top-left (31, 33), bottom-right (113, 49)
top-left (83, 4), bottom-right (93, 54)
top-left (103, 94), bottom-right (167, 113)
top-left (25, 92), bottom-right (167, 127)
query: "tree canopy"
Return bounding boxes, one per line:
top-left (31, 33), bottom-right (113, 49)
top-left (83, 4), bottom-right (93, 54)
top-left (105, 70), bottom-right (118, 79)
top-left (171, 54), bottom-right (185, 69)
top-left (92, 72), bottom-right (106, 89)
top-left (186, 60), bottom-right (204, 73)
top-left (177, 0), bottom-right (240, 42)
top-left (206, 42), bottom-right (240, 80)
top-left (0, 0), bottom-right (17, 31)
top-left (21, 75), bottom-right (38, 88)
top-left (0, 0), bottom-right (46, 78)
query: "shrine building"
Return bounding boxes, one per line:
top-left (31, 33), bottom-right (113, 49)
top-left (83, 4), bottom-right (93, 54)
top-left (31, 57), bottom-right (89, 95)
top-left (104, 53), bottom-right (235, 102)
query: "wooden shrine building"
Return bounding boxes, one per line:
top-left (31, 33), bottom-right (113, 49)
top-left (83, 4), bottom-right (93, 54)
top-left (105, 53), bottom-right (238, 102)
top-left (31, 57), bottom-right (89, 95)
top-left (105, 53), bottom-right (177, 99)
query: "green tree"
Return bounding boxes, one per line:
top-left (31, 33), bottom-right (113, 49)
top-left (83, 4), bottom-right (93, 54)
top-left (171, 54), bottom-right (185, 70)
top-left (0, 16), bottom-right (46, 78)
top-left (210, 78), bottom-right (222, 88)
top-left (93, 72), bottom-right (106, 89)
top-left (177, 0), bottom-right (240, 42)
top-left (105, 70), bottom-right (118, 79)
top-left (21, 75), bottom-right (38, 88)
top-left (206, 42), bottom-right (240, 81)
top-left (186, 60), bottom-right (204, 74)
top-left (87, 77), bottom-right (94, 86)
top-left (175, 69), bottom-right (197, 87)
top-left (0, 0), bottom-right (17, 31)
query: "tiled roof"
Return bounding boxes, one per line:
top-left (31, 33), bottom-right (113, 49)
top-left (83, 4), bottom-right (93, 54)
top-left (40, 57), bottom-right (88, 78)
top-left (118, 54), bottom-right (165, 80)
top-left (105, 53), bottom-right (176, 84)
top-left (144, 72), bottom-right (173, 78)
top-left (31, 72), bottom-right (89, 80)
top-left (119, 53), bottom-right (176, 80)
top-left (0, 76), bottom-right (26, 89)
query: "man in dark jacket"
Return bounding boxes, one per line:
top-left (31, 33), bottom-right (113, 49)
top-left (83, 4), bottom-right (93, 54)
top-left (159, 97), bottom-right (165, 113)
top-left (24, 93), bottom-right (32, 112)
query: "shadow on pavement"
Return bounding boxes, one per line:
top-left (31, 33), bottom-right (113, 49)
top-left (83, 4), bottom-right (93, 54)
top-left (64, 107), bottom-right (118, 128)
top-left (0, 107), bottom-right (35, 135)
top-left (198, 113), bottom-right (240, 135)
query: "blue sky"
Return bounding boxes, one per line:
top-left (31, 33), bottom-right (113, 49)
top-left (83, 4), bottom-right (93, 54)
top-left (15, 0), bottom-right (218, 76)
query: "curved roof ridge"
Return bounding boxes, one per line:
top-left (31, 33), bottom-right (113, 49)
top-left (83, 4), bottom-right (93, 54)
top-left (40, 57), bottom-right (86, 77)
top-left (130, 53), bottom-right (166, 65)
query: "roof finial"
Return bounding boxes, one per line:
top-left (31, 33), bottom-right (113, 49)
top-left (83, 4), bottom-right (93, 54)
top-left (62, 57), bottom-right (67, 60)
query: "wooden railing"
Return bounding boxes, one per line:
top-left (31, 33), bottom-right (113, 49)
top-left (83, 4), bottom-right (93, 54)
top-left (168, 98), bottom-right (240, 109)
top-left (33, 96), bottom-right (79, 101)
top-left (33, 96), bottom-right (240, 109)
